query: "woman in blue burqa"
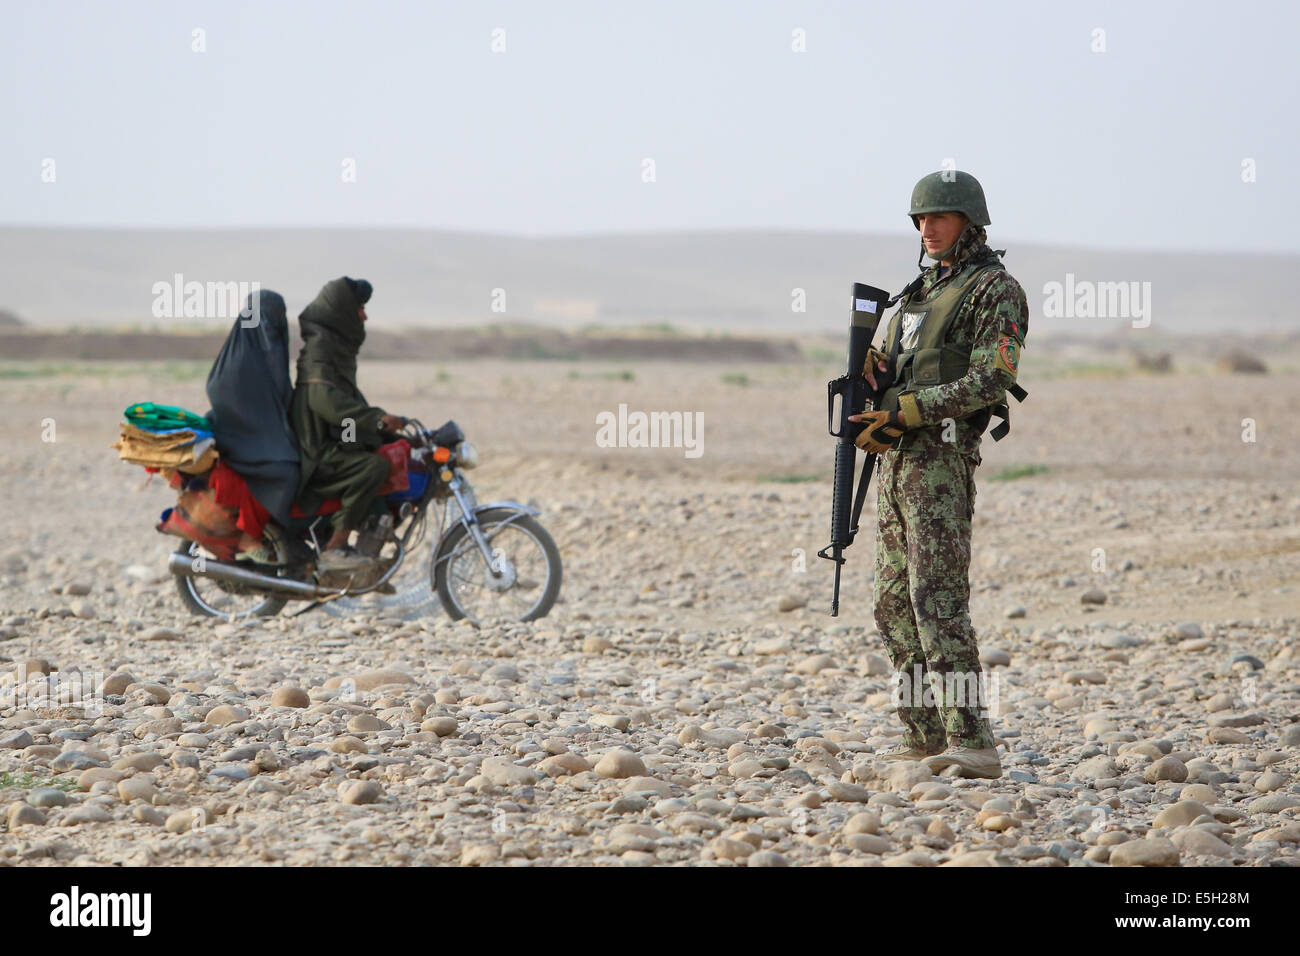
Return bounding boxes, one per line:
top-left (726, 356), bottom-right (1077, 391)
top-left (204, 289), bottom-right (301, 562)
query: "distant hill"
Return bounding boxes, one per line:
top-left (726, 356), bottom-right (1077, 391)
top-left (0, 325), bottom-right (803, 363)
top-left (1, 227), bottom-right (1294, 337)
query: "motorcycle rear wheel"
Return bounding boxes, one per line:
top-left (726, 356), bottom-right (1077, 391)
top-left (173, 540), bottom-right (290, 619)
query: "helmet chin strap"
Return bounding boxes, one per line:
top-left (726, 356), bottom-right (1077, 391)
top-left (922, 221), bottom-right (976, 263)
top-left (896, 223), bottom-right (1000, 306)
top-left (924, 239), bottom-right (959, 262)
top-left (902, 228), bottom-right (962, 301)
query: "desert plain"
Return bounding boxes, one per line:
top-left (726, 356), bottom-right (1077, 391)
top-left (1, 335), bottom-right (1298, 867)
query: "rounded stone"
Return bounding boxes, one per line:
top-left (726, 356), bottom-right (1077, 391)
top-left (332, 669), bottom-right (414, 692)
top-left (1144, 756), bottom-right (1188, 783)
top-left (133, 806), bottom-right (166, 826)
top-left (1246, 793), bottom-right (1300, 814)
top-left (133, 718), bottom-right (183, 740)
top-left (27, 788), bottom-right (69, 809)
top-left (8, 803), bottom-right (46, 827)
top-left (622, 776), bottom-right (672, 797)
top-left (1254, 771), bottom-right (1285, 793)
top-left (844, 812), bottom-right (881, 835)
top-left (165, 807), bottom-right (214, 833)
top-left (347, 714), bottom-right (390, 733)
top-left (271, 687), bottom-right (310, 708)
top-left (845, 833), bottom-right (892, 854)
top-left (479, 757), bottom-right (541, 787)
top-left (205, 705), bottom-right (250, 726)
top-left (117, 778), bottom-right (158, 804)
top-left (113, 753), bottom-right (167, 772)
top-left (125, 682), bottom-right (171, 705)
top-left (1171, 829), bottom-right (1234, 859)
top-left (76, 767), bottom-right (125, 790)
top-left (980, 647), bottom-right (1012, 666)
top-left (537, 752), bottom-right (591, 777)
top-left (595, 749), bottom-right (647, 779)
top-left (1153, 800), bottom-right (1210, 829)
top-left (339, 780), bottom-right (384, 805)
top-left (1108, 837), bottom-right (1180, 867)
top-left (99, 672), bottom-right (135, 696)
top-left (421, 717), bottom-right (458, 737)
top-left (710, 836), bottom-right (754, 860)
top-left (62, 804), bottom-right (112, 824)
top-left (982, 814), bottom-right (1019, 832)
top-left (1179, 783), bottom-right (1217, 803)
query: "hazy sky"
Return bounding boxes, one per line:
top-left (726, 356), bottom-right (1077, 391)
top-left (4, 0), bottom-right (1296, 252)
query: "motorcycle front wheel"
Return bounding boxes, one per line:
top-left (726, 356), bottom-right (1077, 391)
top-left (432, 508), bottom-right (562, 624)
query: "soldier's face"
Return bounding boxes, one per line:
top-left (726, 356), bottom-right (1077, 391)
top-left (917, 212), bottom-right (968, 257)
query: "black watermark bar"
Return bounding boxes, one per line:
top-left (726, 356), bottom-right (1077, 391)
top-left (1, 864), bottom-right (1279, 941)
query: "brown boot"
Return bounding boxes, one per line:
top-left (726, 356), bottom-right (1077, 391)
top-left (922, 746), bottom-right (1002, 779)
top-left (876, 741), bottom-right (945, 761)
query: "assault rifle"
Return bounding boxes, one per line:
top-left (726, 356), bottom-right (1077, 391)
top-left (816, 282), bottom-right (893, 616)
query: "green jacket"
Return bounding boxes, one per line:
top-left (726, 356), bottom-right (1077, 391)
top-left (290, 279), bottom-right (388, 497)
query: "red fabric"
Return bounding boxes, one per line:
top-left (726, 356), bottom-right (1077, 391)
top-left (290, 497), bottom-right (342, 518)
top-left (200, 445), bottom-right (408, 527)
top-left (204, 462), bottom-right (343, 521)
top-left (208, 461), bottom-right (272, 539)
top-left (376, 439), bottom-right (411, 495)
top-left (157, 504), bottom-right (241, 562)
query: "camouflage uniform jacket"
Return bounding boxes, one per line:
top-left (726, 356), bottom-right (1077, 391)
top-left (888, 224), bottom-right (1028, 465)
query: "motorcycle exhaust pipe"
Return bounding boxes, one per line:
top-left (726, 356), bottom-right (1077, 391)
top-left (167, 551), bottom-right (329, 599)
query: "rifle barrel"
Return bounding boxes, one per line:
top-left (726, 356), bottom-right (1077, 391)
top-left (831, 559), bottom-right (842, 616)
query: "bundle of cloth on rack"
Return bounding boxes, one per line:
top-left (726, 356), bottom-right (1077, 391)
top-left (110, 402), bottom-right (219, 474)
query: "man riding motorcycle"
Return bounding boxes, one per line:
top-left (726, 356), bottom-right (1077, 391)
top-left (290, 277), bottom-right (407, 572)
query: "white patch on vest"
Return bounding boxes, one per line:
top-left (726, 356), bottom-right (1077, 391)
top-left (854, 298), bottom-right (878, 314)
top-left (901, 311), bottom-right (926, 350)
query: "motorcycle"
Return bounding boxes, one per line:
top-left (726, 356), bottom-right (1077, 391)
top-left (167, 419), bottom-right (563, 625)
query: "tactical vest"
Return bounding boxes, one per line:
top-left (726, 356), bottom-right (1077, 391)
top-left (878, 255), bottom-right (1026, 442)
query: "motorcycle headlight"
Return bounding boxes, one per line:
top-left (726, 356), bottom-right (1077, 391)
top-left (456, 441), bottom-right (480, 469)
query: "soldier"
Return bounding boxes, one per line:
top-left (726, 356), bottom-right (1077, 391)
top-left (847, 171), bottom-right (1028, 779)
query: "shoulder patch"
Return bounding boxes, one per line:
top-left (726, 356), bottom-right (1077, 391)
top-left (995, 335), bottom-right (1020, 376)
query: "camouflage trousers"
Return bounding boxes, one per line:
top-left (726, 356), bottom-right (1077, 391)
top-left (873, 437), bottom-right (995, 750)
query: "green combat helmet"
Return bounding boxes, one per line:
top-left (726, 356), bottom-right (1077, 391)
top-left (909, 170), bottom-right (990, 228)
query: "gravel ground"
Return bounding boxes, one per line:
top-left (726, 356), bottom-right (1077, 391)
top-left (1, 356), bottom-right (1298, 867)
